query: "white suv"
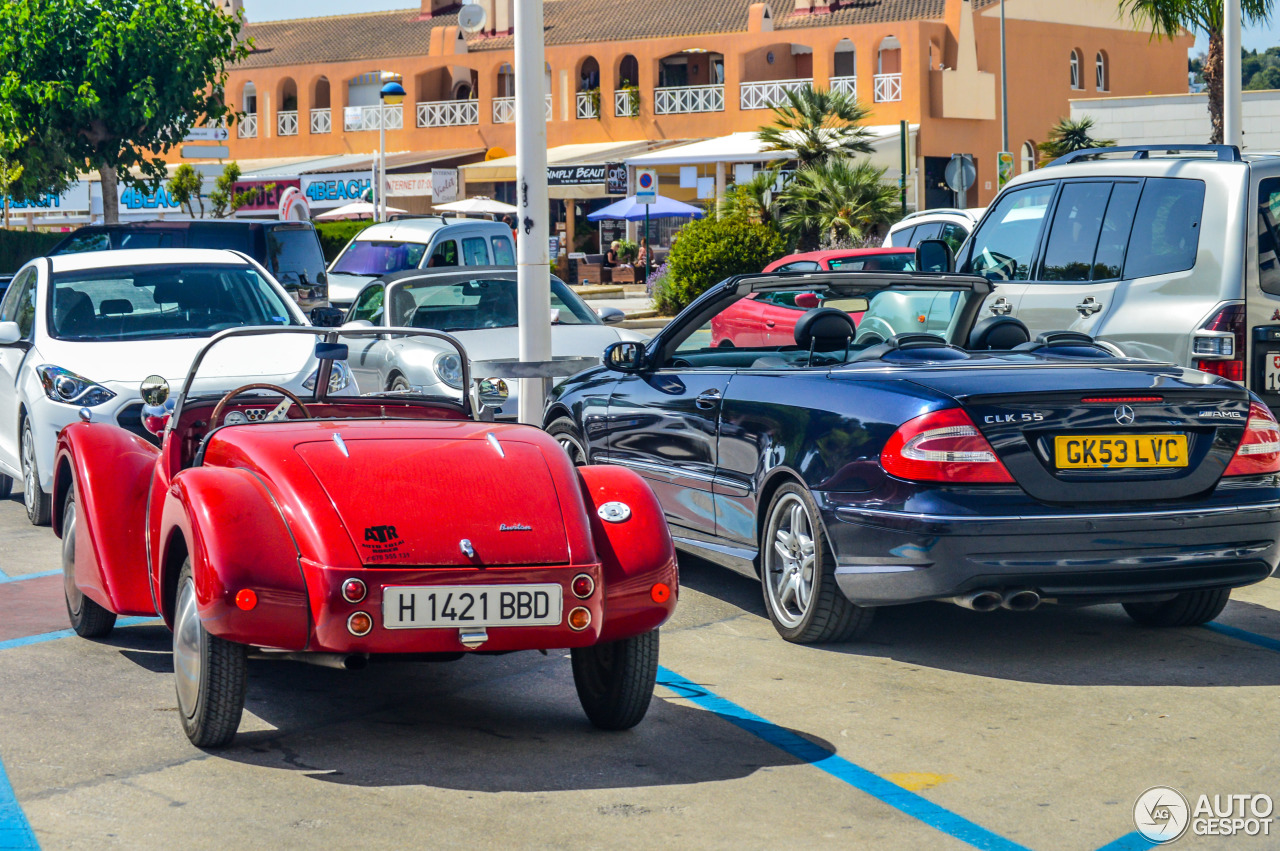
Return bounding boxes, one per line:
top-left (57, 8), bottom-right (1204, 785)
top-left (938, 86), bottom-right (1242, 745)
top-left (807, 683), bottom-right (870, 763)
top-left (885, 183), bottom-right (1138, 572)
top-left (883, 207), bottom-right (983, 252)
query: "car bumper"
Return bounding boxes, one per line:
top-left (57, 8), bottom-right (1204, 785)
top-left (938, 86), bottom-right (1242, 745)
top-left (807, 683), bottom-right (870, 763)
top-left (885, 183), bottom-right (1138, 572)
top-left (817, 495), bottom-right (1280, 606)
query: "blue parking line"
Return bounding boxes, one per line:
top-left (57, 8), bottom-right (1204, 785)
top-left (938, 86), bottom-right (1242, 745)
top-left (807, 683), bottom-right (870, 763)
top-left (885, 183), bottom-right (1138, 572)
top-left (1093, 832), bottom-right (1151, 850)
top-left (1203, 621), bottom-right (1280, 653)
top-left (657, 666), bottom-right (1031, 851)
top-left (0, 618), bottom-right (158, 653)
top-left (0, 571), bottom-right (58, 586)
top-left (0, 755), bottom-right (37, 851)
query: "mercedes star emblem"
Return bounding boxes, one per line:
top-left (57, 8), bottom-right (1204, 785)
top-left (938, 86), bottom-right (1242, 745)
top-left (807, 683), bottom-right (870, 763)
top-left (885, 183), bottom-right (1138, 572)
top-left (1115, 405), bottom-right (1135, 426)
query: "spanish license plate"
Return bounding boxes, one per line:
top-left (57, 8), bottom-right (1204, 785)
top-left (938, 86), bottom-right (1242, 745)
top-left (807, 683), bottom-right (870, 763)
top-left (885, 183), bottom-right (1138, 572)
top-left (382, 584), bottom-right (562, 629)
top-left (1054, 434), bottom-right (1188, 469)
top-left (1267, 353), bottom-right (1280, 392)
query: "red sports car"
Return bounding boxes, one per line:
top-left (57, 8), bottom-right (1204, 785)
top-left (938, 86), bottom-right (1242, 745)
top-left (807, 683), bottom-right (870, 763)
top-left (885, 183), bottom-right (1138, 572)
top-left (712, 250), bottom-right (916, 348)
top-left (54, 326), bottom-right (677, 747)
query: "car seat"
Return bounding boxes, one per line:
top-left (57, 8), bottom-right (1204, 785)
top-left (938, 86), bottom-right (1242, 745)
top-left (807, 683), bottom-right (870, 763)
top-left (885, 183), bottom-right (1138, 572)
top-left (54, 289), bottom-right (95, 336)
top-left (794, 307), bottom-right (856, 366)
top-left (968, 316), bottom-right (1031, 350)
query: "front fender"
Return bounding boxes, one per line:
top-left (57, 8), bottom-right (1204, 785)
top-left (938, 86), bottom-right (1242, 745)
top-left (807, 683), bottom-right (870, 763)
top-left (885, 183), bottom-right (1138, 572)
top-left (577, 465), bottom-right (678, 642)
top-left (164, 467), bottom-right (310, 650)
top-left (53, 422), bottom-right (158, 616)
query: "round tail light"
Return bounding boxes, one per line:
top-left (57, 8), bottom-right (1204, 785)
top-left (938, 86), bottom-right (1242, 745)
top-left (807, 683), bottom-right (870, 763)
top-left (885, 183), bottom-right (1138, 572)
top-left (347, 612), bottom-right (373, 636)
top-left (342, 578), bottom-right (367, 603)
top-left (571, 573), bottom-right (595, 599)
top-left (567, 607), bottom-right (591, 631)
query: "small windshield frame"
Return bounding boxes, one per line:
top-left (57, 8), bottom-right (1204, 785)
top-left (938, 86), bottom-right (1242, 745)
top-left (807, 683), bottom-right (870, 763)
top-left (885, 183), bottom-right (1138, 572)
top-left (379, 270), bottom-right (600, 331)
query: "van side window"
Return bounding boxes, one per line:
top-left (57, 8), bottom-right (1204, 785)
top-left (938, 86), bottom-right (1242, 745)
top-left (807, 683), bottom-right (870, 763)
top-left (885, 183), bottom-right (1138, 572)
top-left (964, 183), bottom-right (1055, 281)
top-left (427, 240), bottom-right (458, 268)
top-left (491, 236), bottom-right (515, 265)
top-left (461, 236), bottom-right (490, 266)
top-left (1257, 177), bottom-right (1280, 296)
top-left (1122, 178), bottom-right (1204, 279)
top-left (1040, 182), bottom-right (1112, 281)
top-left (1091, 181), bottom-right (1142, 280)
top-left (907, 222), bottom-right (941, 246)
top-left (890, 225), bottom-right (916, 247)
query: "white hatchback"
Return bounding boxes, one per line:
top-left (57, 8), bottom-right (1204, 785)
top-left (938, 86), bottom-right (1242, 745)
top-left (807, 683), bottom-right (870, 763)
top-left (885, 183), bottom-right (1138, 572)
top-left (0, 249), bottom-right (334, 525)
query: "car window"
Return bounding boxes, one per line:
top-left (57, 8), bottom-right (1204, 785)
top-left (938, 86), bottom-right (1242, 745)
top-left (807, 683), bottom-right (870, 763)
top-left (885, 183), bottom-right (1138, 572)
top-left (54, 232), bottom-right (111, 254)
top-left (965, 183), bottom-right (1055, 281)
top-left (115, 231), bottom-right (179, 250)
top-left (775, 261), bottom-right (821, 272)
top-left (491, 236), bottom-right (515, 265)
top-left (349, 284), bottom-right (385, 324)
top-left (331, 241), bottom-right (428, 276)
top-left (907, 222), bottom-right (942, 246)
top-left (1259, 177), bottom-right (1280, 296)
top-left (1040, 182), bottom-right (1112, 282)
top-left (265, 226), bottom-right (326, 286)
top-left (391, 276), bottom-right (598, 331)
top-left (0, 268), bottom-right (36, 338)
top-left (1122, 178), bottom-right (1204, 279)
top-left (1091, 181), bottom-right (1142, 280)
top-left (461, 236), bottom-right (490, 266)
top-left (887, 225), bottom-right (915, 247)
top-left (186, 225), bottom-right (252, 253)
top-left (427, 240), bottom-right (459, 268)
top-left (828, 254), bottom-right (916, 272)
top-left (938, 222), bottom-right (968, 254)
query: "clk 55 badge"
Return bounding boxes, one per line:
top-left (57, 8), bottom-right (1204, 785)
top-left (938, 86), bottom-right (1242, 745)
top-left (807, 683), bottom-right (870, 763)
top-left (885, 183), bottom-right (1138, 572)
top-left (984, 412), bottom-right (1045, 424)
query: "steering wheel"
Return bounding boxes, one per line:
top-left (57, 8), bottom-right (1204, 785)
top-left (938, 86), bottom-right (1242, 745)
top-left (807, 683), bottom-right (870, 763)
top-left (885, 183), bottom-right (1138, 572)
top-left (211, 384), bottom-right (311, 426)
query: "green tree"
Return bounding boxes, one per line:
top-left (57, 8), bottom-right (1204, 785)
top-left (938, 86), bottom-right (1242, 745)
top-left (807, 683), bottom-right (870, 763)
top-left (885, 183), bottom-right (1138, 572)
top-left (757, 85), bottom-right (875, 169)
top-left (1246, 64), bottom-right (1280, 90)
top-left (659, 216), bottom-right (787, 313)
top-left (166, 164), bottom-right (204, 218)
top-left (1121, 0), bottom-right (1275, 143)
top-left (720, 167), bottom-right (781, 226)
top-left (0, 131), bottom-right (25, 230)
top-left (777, 157), bottom-right (898, 249)
top-left (1036, 116), bottom-right (1117, 165)
top-left (0, 0), bottom-right (249, 224)
top-left (205, 162), bottom-right (265, 219)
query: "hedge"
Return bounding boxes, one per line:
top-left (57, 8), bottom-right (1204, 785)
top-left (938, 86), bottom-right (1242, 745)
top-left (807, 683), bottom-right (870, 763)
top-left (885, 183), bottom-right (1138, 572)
top-left (656, 216), bottom-right (788, 314)
top-left (315, 220), bottom-right (375, 262)
top-left (0, 228), bottom-right (65, 273)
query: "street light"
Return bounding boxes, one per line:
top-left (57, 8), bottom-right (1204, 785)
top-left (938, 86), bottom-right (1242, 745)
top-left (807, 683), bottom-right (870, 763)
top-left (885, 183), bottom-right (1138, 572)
top-left (378, 78), bottom-right (406, 222)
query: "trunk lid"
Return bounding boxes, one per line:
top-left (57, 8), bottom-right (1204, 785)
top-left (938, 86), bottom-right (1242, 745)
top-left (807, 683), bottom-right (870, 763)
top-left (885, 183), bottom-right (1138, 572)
top-left (295, 437), bottom-right (570, 566)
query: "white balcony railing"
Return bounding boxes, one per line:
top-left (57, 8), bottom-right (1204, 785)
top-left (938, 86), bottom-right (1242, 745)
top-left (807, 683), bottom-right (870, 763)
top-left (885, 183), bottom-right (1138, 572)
top-left (344, 104), bottom-right (403, 132)
top-left (416, 99), bottom-right (479, 128)
top-left (740, 78), bottom-right (811, 110)
top-left (309, 108), bottom-right (331, 134)
top-left (237, 114), bottom-right (258, 139)
top-left (873, 73), bottom-right (902, 102)
top-left (830, 75), bottom-right (857, 98)
top-left (654, 84), bottom-right (724, 115)
top-left (492, 95), bottom-right (553, 124)
top-left (576, 91), bottom-right (599, 119)
top-left (615, 89), bottom-right (639, 117)
top-left (277, 110), bottom-right (298, 136)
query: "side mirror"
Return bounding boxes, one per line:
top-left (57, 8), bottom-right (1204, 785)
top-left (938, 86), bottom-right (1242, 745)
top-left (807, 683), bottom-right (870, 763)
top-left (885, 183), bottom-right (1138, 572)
top-left (596, 306), bottom-right (626, 324)
top-left (310, 306), bottom-right (345, 327)
top-left (794, 293), bottom-right (821, 309)
top-left (139, 375), bottom-right (172, 436)
top-left (603, 340), bottom-right (645, 373)
top-left (0, 321), bottom-right (21, 345)
top-left (915, 239), bottom-right (955, 274)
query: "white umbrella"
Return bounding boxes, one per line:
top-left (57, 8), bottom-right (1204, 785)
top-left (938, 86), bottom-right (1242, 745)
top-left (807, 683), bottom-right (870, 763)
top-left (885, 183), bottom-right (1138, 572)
top-left (314, 201), bottom-right (406, 221)
top-left (433, 196), bottom-right (519, 215)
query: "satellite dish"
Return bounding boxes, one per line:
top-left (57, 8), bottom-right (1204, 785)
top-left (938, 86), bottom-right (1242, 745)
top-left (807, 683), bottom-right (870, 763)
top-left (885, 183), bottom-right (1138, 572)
top-left (458, 4), bottom-right (486, 34)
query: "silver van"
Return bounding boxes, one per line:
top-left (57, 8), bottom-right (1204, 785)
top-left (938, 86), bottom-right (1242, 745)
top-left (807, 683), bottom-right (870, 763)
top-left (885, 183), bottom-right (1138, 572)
top-left (943, 144), bottom-right (1280, 414)
top-left (326, 217), bottom-right (516, 307)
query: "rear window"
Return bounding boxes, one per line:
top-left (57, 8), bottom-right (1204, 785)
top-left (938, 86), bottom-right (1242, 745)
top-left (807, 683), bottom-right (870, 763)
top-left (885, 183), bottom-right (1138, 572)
top-left (887, 225), bottom-right (915, 247)
top-left (491, 236), bottom-right (514, 265)
top-left (1121, 178), bottom-right (1203, 279)
top-left (461, 236), bottom-right (489, 266)
top-left (265, 226), bottom-right (326, 286)
top-left (907, 222), bottom-right (942, 246)
top-left (186, 225), bottom-right (252, 254)
top-left (828, 253), bottom-right (915, 272)
top-left (1259, 177), bottom-right (1280, 295)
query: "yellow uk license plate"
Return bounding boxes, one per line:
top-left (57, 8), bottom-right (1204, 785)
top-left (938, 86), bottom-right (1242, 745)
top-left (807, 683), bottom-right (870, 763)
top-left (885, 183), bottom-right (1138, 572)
top-left (1054, 434), bottom-right (1188, 469)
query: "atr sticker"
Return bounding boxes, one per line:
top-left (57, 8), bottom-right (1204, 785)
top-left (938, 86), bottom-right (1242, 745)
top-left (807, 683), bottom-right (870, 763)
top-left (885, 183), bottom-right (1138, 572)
top-left (362, 525), bottom-right (408, 562)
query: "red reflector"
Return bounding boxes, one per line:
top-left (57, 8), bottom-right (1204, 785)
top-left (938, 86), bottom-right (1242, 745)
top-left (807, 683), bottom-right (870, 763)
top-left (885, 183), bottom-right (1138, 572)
top-left (1225, 402), bottom-right (1280, 476)
top-left (342, 578), bottom-right (367, 604)
top-left (571, 573), bottom-right (595, 599)
top-left (651, 583), bottom-right (671, 603)
top-left (235, 589), bottom-right (257, 611)
top-left (1080, 396), bottom-right (1163, 404)
top-left (881, 408), bottom-right (1015, 483)
top-left (1196, 358), bottom-right (1245, 382)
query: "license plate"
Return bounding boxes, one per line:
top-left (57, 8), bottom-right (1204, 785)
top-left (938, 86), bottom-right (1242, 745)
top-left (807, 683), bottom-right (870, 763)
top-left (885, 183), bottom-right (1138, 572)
top-left (1267, 353), bottom-right (1280, 392)
top-left (382, 584), bottom-right (562, 629)
top-left (1054, 434), bottom-right (1188, 469)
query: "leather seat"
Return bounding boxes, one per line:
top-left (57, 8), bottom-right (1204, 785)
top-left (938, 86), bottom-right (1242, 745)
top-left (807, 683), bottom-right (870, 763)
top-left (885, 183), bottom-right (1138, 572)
top-left (968, 316), bottom-right (1031, 350)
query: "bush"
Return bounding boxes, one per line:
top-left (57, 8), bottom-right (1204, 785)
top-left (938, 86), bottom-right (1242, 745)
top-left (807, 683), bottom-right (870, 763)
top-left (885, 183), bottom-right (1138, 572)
top-left (0, 228), bottom-right (64, 273)
top-left (659, 216), bottom-right (787, 313)
top-left (315, 220), bottom-right (375, 262)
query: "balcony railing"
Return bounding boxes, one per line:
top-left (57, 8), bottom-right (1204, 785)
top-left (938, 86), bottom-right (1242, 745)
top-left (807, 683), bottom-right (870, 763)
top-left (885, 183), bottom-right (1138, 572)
top-left (417, 99), bottom-right (479, 128)
top-left (237, 114), bottom-right (257, 139)
top-left (576, 91), bottom-right (599, 119)
top-left (874, 73), bottom-right (902, 102)
top-left (830, 75), bottom-right (857, 98)
top-left (654, 84), bottom-right (724, 115)
top-left (344, 104), bottom-right (403, 132)
top-left (740, 78), bottom-right (811, 110)
top-left (615, 89), bottom-right (639, 117)
top-left (309, 108), bottom-right (331, 134)
top-left (492, 95), bottom-right (553, 124)
top-left (277, 110), bottom-right (298, 136)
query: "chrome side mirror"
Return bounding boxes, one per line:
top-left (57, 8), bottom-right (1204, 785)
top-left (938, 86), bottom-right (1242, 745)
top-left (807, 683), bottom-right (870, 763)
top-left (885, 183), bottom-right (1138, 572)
top-left (596, 306), bottom-right (625, 324)
top-left (477, 377), bottom-right (509, 408)
top-left (139, 375), bottom-right (173, 436)
top-left (603, 340), bottom-right (645, 372)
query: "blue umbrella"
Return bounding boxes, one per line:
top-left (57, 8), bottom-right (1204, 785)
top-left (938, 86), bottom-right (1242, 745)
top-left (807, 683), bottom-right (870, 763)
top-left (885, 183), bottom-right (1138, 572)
top-left (586, 194), bottom-right (704, 222)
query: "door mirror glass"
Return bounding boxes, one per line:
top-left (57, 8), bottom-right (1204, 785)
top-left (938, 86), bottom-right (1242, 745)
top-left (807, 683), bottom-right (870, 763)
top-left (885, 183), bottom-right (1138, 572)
top-left (915, 239), bottom-right (954, 274)
top-left (604, 340), bottom-right (645, 372)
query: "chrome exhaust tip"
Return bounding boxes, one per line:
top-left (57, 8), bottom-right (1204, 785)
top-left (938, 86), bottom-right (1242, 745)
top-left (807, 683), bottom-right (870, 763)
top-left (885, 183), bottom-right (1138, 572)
top-left (949, 591), bottom-right (1003, 613)
top-left (1001, 589), bottom-right (1041, 612)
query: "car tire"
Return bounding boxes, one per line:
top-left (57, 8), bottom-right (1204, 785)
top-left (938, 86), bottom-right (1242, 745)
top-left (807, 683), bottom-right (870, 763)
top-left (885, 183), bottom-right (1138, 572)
top-left (173, 559), bottom-right (247, 748)
top-left (761, 482), bottom-right (874, 644)
top-left (61, 489), bottom-right (116, 638)
top-left (1122, 589), bottom-right (1231, 628)
top-left (388, 374), bottom-right (410, 393)
top-left (21, 417), bottom-right (50, 526)
top-left (571, 629), bottom-right (659, 731)
top-left (547, 417), bottom-right (589, 467)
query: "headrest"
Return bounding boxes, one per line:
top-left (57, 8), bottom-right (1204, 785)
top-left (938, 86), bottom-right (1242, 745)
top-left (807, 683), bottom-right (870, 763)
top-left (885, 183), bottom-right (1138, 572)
top-left (152, 280), bottom-right (184, 304)
top-left (968, 316), bottom-right (1031, 350)
top-left (794, 307), bottom-right (856, 351)
top-left (99, 299), bottom-right (133, 316)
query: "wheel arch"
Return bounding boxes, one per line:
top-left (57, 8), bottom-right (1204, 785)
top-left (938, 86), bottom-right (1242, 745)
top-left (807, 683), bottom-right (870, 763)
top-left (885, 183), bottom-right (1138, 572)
top-left (753, 466), bottom-right (833, 574)
top-left (159, 527), bottom-right (190, 626)
top-left (543, 402), bottom-right (574, 430)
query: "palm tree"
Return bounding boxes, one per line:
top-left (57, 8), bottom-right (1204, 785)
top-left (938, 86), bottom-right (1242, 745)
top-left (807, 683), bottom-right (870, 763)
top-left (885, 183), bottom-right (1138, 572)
top-left (1120, 0), bottom-right (1274, 143)
top-left (720, 167), bottom-right (781, 225)
top-left (778, 157), bottom-right (898, 249)
top-left (757, 86), bottom-right (875, 168)
top-left (1036, 116), bottom-right (1116, 165)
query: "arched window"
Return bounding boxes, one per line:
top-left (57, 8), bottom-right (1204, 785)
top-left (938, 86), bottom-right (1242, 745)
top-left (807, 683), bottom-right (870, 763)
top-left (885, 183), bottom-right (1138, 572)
top-left (1070, 50), bottom-right (1081, 89)
top-left (1021, 140), bottom-right (1036, 174)
top-left (1095, 51), bottom-right (1109, 91)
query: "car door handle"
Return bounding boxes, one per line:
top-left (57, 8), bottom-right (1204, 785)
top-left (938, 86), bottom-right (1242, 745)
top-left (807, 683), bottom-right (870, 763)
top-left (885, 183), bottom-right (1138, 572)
top-left (765, 320), bottom-right (776, 328)
top-left (1076, 297), bottom-right (1103, 316)
top-left (989, 297), bottom-right (1012, 315)
top-left (695, 389), bottom-right (722, 409)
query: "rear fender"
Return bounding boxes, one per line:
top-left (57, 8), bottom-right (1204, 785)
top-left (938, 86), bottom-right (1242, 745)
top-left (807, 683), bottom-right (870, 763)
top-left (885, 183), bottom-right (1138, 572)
top-left (53, 422), bottom-right (159, 616)
top-left (163, 467), bottom-right (310, 650)
top-left (576, 465), bottom-right (678, 642)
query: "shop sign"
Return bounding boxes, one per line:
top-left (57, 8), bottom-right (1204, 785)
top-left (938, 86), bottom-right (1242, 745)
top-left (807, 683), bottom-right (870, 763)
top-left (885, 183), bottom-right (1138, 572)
top-left (387, 172), bottom-right (434, 198)
top-left (547, 164), bottom-right (607, 186)
top-left (230, 179), bottom-right (301, 212)
top-left (301, 172), bottom-right (374, 208)
top-left (429, 168), bottom-right (458, 202)
top-left (3, 181), bottom-right (90, 213)
top-left (606, 162), bottom-right (627, 195)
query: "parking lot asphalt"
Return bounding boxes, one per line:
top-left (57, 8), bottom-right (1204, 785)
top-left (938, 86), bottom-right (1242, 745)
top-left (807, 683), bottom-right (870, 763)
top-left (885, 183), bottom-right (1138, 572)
top-left (1, 485), bottom-right (1279, 850)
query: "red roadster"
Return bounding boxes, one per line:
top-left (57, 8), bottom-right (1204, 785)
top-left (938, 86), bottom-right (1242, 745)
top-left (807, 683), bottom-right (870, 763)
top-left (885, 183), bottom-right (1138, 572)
top-left (53, 327), bottom-right (677, 747)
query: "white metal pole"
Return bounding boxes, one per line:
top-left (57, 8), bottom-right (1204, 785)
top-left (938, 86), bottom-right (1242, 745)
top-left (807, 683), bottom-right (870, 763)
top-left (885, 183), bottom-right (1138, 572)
top-left (1000, 0), bottom-right (1008, 153)
top-left (378, 108), bottom-right (387, 222)
top-left (514, 0), bottom-right (551, 424)
top-left (1224, 0), bottom-right (1243, 147)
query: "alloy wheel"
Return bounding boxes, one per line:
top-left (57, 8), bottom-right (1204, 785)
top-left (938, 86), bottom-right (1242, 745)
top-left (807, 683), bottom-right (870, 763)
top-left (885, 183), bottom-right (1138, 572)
top-left (21, 424), bottom-right (36, 515)
top-left (62, 497), bottom-right (84, 616)
top-left (764, 493), bottom-right (817, 629)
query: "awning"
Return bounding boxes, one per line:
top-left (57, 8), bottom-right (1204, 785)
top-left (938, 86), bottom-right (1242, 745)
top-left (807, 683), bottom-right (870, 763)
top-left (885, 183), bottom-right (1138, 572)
top-left (237, 149), bottom-right (484, 178)
top-left (461, 140), bottom-right (692, 199)
top-left (623, 127), bottom-right (918, 166)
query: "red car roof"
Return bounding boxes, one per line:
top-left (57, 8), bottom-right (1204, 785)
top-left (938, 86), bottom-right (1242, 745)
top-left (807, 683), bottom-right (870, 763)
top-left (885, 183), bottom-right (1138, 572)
top-left (763, 247), bottom-right (915, 273)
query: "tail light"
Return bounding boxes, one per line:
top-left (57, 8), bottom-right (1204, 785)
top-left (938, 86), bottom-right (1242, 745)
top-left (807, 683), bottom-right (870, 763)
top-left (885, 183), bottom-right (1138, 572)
top-left (1194, 304), bottom-right (1245, 382)
top-left (1224, 401), bottom-right (1280, 476)
top-left (881, 408), bottom-right (1014, 483)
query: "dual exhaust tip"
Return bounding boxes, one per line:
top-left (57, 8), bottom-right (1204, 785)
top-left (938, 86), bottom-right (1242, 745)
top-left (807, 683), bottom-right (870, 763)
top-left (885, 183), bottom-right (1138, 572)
top-left (949, 588), bottom-right (1041, 613)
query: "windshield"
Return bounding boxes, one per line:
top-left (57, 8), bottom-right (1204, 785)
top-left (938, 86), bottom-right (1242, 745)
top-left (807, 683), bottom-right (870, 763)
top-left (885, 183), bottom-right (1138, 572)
top-left (331, 240), bottom-right (427, 276)
top-left (827, 253), bottom-right (916, 272)
top-left (265, 227), bottom-right (326, 286)
top-left (384, 276), bottom-right (600, 331)
top-left (48, 263), bottom-right (297, 342)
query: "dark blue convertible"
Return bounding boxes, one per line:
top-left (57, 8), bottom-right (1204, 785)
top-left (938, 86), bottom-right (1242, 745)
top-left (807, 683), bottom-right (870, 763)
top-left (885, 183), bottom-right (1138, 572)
top-left (544, 272), bottom-right (1280, 643)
